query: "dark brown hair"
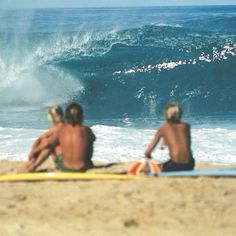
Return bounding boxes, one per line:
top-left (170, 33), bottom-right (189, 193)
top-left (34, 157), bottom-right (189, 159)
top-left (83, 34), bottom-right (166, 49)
top-left (65, 102), bottom-right (83, 125)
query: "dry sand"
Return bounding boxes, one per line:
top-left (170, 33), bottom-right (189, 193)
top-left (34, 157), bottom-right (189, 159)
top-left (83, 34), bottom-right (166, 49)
top-left (0, 160), bottom-right (236, 236)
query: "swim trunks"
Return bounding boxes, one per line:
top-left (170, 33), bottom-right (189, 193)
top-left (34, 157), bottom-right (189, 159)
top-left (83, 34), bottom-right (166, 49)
top-left (161, 158), bottom-right (195, 172)
top-left (54, 154), bottom-right (93, 172)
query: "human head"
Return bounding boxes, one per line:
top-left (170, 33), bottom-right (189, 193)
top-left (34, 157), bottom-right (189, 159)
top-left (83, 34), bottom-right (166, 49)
top-left (47, 105), bottom-right (64, 123)
top-left (164, 103), bottom-right (182, 123)
top-left (66, 102), bottom-right (83, 125)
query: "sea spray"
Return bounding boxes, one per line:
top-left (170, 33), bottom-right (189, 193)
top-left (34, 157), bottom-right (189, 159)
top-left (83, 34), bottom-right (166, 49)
top-left (0, 6), bottom-right (236, 163)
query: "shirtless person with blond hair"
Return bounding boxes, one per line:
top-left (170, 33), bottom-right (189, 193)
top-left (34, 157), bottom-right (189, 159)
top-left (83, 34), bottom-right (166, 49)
top-left (28, 102), bottom-right (95, 172)
top-left (25, 105), bottom-right (64, 172)
top-left (145, 103), bottom-right (194, 172)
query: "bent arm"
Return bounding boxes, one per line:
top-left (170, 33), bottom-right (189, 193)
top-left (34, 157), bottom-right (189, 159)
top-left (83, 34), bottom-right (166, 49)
top-left (32, 133), bottom-right (59, 157)
top-left (144, 129), bottom-right (162, 159)
top-left (39, 129), bottom-right (54, 140)
top-left (31, 130), bottom-right (52, 147)
top-left (32, 127), bottom-right (55, 146)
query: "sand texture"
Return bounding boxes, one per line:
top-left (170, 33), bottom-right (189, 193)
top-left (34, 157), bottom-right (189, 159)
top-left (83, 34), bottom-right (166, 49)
top-left (0, 160), bottom-right (236, 236)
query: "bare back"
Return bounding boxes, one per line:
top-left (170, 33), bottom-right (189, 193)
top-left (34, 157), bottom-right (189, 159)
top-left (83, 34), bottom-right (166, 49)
top-left (58, 124), bottom-right (95, 168)
top-left (159, 122), bottom-right (192, 163)
top-left (145, 121), bottom-right (193, 163)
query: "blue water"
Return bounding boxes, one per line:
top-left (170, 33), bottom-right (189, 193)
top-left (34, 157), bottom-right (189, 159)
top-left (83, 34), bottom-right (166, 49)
top-left (0, 6), bottom-right (236, 163)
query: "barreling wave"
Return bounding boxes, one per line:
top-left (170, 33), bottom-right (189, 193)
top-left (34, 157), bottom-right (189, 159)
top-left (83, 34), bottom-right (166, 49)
top-left (0, 24), bottom-right (236, 118)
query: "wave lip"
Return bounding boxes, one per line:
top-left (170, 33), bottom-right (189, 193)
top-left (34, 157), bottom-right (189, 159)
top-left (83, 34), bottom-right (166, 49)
top-left (0, 12), bottom-right (236, 116)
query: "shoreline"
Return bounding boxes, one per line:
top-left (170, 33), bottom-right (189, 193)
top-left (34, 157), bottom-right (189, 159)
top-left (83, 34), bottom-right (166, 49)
top-left (0, 160), bottom-right (236, 235)
top-left (1, 159), bottom-right (236, 174)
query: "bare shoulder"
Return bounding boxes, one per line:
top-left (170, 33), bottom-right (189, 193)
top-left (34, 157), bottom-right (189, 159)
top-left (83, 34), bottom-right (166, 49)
top-left (50, 122), bottom-right (64, 131)
top-left (179, 122), bottom-right (191, 132)
top-left (83, 125), bottom-right (96, 141)
top-left (181, 122), bottom-right (191, 128)
top-left (59, 124), bottom-right (71, 134)
top-left (82, 125), bottom-right (95, 135)
top-left (82, 125), bottom-right (93, 132)
top-left (159, 123), bottom-right (169, 130)
top-left (156, 123), bottom-right (168, 134)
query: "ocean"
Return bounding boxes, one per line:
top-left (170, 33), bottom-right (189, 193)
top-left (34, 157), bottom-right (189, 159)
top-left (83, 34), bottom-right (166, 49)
top-left (0, 6), bottom-right (236, 164)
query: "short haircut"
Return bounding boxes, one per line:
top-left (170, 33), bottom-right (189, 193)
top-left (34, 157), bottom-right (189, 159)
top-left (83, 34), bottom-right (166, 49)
top-left (47, 105), bottom-right (64, 123)
top-left (66, 102), bottom-right (83, 125)
top-left (164, 103), bottom-right (182, 123)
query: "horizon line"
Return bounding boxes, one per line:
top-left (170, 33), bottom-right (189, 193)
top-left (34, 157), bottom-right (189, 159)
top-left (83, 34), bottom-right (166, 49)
top-left (1, 4), bottom-right (236, 10)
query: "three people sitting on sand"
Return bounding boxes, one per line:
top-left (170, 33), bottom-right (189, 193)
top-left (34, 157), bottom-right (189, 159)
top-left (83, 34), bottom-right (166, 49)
top-left (26, 102), bottom-right (194, 173)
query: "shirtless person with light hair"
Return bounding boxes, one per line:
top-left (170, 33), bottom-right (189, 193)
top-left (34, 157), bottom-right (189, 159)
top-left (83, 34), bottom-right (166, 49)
top-left (145, 103), bottom-right (194, 172)
top-left (25, 105), bottom-right (64, 172)
top-left (29, 102), bottom-right (95, 172)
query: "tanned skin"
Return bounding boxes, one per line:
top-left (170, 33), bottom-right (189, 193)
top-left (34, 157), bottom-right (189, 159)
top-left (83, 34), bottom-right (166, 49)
top-left (56, 124), bottom-right (95, 169)
top-left (30, 123), bottom-right (95, 170)
top-left (145, 121), bottom-right (193, 164)
top-left (25, 122), bottom-right (64, 172)
top-left (28, 122), bottom-right (63, 160)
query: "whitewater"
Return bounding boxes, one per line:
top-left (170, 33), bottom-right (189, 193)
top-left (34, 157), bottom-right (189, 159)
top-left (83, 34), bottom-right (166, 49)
top-left (0, 6), bottom-right (236, 164)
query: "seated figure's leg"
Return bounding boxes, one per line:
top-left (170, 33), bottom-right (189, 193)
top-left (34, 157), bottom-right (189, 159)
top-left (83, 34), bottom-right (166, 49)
top-left (28, 141), bottom-right (40, 160)
top-left (26, 148), bottom-right (51, 172)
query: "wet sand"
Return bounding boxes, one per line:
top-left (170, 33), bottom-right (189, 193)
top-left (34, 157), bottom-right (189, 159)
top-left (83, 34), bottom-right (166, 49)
top-left (0, 160), bottom-right (236, 236)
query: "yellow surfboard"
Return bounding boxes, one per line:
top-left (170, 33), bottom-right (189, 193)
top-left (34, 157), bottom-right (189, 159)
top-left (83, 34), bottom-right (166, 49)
top-left (0, 172), bottom-right (137, 182)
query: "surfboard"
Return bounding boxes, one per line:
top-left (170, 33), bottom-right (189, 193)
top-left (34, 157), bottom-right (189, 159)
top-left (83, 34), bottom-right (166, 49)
top-left (0, 172), bottom-right (137, 182)
top-left (0, 169), bottom-right (235, 182)
top-left (127, 159), bottom-right (236, 177)
top-left (159, 169), bottom-right (236, 177)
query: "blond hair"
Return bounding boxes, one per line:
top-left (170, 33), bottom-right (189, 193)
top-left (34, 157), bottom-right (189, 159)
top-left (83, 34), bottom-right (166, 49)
top-left (164, 103), bottom-right (182, 123)
top-left (47, 105), bottom-right (64, 123)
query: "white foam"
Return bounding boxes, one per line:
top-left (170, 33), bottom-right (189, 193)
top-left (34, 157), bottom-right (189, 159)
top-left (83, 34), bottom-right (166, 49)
top-left (153, 23), bottom-right (182, 28)
top-left (0, 127), bottom-right (44, 161)
top-left (0, 29), bottom-right (124, 108)
top-left (1, 123), bottom-right (236, 164)
top-left (113, 44), bottom-right (236, 75)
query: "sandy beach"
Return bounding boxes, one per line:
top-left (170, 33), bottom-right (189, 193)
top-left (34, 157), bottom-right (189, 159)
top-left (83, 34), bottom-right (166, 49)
top-left (0, 160), bottom-right (235, 236)
top-left (0, 2), bottom-right (236, 236)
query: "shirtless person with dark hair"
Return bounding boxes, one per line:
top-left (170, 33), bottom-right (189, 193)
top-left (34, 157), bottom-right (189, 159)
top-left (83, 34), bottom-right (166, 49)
top-left (30, 102), bottom-right (95, 172)
top-left (145, 103), bottom-right (194, 172)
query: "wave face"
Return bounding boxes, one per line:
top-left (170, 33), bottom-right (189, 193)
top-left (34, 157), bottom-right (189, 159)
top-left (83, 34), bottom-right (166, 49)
top-left (0, 6), bottom-right (236, 119)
